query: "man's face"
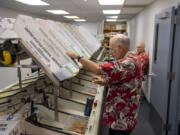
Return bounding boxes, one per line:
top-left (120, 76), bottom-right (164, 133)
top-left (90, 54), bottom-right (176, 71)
top-left (137, 43), bottom-right (145, 53)
top-left (110, 41), bottom-right (125, 59)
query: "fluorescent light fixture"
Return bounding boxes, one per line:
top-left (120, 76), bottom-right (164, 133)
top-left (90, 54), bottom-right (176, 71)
top-left (15, 0), bottom-right (49, 5)
top-left (98, 0), bottom-right (125, 5)
top-left (116, 19), bottom-right (128, 22)
top-left (46, 10), bottom-right (69, 14)
top-left (106, 16), bottom-right (118, 19)
top-left (74, 19), bottom-right (86, 22)
top-left (103, 10), bottom-right (121, 14)
top-left (64, 16), bottom-right (79, 19)
top-left (106, 19), bottom-right (117, 22)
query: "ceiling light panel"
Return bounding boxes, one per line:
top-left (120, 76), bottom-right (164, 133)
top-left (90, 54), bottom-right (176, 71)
top-left (46, 10), bottom-right (69, 14)
top-left (98, 0), bottom-right (125, 5)
top-left (103, 10), bottom-right (121, 14)
top-left (64, 16), bottom-right (79, 19)
top-left (15, 0), bottom-right (49, 5)
top-left (74, 19), bottom-right (86, 22)
top-left (106, 19), bottom-right (117, 22)
top-left (106, 16), bottom-right (118, 19)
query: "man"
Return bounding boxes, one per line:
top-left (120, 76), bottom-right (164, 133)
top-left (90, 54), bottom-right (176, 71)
top-left (135, 42), bottom-right (149, 76)
top-left (66, 34), bottom-right (142, 135)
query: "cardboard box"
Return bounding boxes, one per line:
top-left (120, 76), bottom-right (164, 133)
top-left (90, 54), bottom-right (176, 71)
top-left (111, 25), bottom-right (116, 30)
top-left (104, 24), bottom-right (111, 30)
top-left (122, 25), bottom-right (126, 30)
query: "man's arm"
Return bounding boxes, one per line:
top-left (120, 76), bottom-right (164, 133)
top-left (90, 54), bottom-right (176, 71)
top-left (66, 52), bottom-right (101, 75)
top-left (79, 57), bottom-right (101, 75)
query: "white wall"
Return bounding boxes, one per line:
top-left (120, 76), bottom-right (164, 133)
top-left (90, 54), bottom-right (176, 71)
top-left (76, 21), bottom-right (104, 36)
top-left (128, 0), bottom-right (180, 101)
top-left (77, 22), bottom-right (98, 36)
top-left (127, 18), bottom-right (137, 50)
top-left (0, 59), bottom-right (33, 91)
top-left (75, 21), bottom-right (104, 42)
top-left (0, 6), bottom-right (39, 18)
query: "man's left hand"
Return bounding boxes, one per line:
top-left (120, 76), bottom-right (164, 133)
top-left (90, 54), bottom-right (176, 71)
top-left (91, 76), bottom-right (106, 86)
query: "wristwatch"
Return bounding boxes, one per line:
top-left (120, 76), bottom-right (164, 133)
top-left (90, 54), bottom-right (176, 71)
top-left (77, 55), bottom-right (83, 62)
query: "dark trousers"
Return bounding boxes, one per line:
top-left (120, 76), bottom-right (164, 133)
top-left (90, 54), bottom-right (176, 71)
top-left (109, 128), bottom-right (132, 135)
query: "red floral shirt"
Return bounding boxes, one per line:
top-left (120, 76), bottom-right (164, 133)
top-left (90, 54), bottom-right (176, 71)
top-left (99, 51), bottom-right (142, 131)
top-left (134, 52), bottom-right (149, 75)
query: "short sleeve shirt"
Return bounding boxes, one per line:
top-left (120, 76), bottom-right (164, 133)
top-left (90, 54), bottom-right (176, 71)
top-left (135, 52), bottom-right (149, 75)
top-left (99, 51), bottom-right (142, 131)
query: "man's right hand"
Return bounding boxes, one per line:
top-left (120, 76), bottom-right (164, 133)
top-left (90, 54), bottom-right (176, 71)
top-left (66, 52), bottom-right (79, 59)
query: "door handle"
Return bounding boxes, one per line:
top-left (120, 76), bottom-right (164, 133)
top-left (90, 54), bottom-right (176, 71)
top-left (149, 73), bottom-right (157, 77)
top-left (159, 12), bottom-right (169, 19)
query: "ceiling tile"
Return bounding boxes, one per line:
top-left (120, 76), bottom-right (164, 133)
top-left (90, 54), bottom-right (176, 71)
top-left (0, 0), bottom-right (155, 22)
top-left (121, 7), bottom-right (144, 14)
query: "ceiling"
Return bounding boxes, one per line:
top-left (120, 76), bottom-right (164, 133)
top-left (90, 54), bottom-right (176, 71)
top-left (0, 0), bottom-right (156, 22)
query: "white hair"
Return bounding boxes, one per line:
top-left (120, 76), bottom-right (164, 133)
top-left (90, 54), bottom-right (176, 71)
top-left (111, 34), bottom-right (130, 47)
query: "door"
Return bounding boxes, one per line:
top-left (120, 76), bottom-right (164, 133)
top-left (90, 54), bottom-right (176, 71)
top-left (150, 7), bottom-right (176, 135)
top-left (168, 4), bottom-right (180, 135)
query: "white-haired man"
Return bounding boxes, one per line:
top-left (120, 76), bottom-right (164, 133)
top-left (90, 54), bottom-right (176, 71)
top-left (66, 34), bottom-right (142, 135)
top-left (135, 42), bottom-right (149, 76)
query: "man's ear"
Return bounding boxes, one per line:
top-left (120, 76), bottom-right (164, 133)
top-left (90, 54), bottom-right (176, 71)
top-left (125, 45), bottom-right (130, 51)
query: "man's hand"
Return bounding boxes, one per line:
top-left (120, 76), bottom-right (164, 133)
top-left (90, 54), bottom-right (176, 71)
top-left (66, 52), bottom-right (79, 59)
top-left (91, 76), bottom-right (106, 86)
top-left (66, 52), bottom-right (100, 75)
